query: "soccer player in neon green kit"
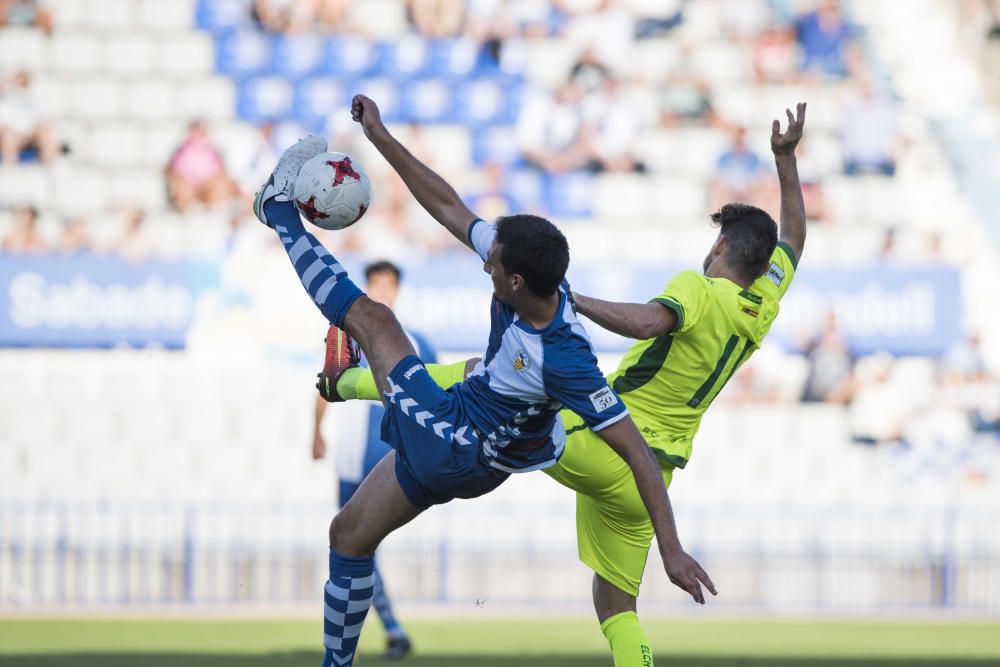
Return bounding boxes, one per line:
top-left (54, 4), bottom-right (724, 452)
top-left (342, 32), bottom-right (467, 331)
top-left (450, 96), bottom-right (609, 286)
top-left (324, 103), bottom-right (807, 665)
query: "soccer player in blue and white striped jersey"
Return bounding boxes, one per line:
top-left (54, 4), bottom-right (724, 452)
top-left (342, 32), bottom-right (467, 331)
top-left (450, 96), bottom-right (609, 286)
top-left (252, 95), bottom-right (712, 667)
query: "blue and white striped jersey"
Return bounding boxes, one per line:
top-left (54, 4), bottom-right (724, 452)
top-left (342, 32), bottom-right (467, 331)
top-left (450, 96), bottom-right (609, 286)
top-left (450, 219), bottom-right (629, 474)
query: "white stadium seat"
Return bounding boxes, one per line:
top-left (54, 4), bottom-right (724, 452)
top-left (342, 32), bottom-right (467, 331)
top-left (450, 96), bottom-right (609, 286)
top-left (50, 165), bottom-right (109, 214)
top-left (134, 0), bottom-right (195, 31)
top-left (89, 122), bottom-right (144, 167)
top-left (122, 80), bottom-right (179, 120)
top-left (84, 0), bottom-right (135, 30)
top-left (67, 78), bottom-right (124, 119)
top-left (47, 31), bottom-right (102, 74)
top-left (102, 34), bottom-right (155, 76)
top-left (155, 33), bottom-right (215, 76)
top-left (176, 77), bottom-right (234, 120)
top-left (0, 28), bottom-right (47, 70)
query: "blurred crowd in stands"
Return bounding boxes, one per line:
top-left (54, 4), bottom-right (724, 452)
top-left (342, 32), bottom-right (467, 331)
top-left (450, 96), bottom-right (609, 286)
top-left (0, 0), bottom-right (999, 446)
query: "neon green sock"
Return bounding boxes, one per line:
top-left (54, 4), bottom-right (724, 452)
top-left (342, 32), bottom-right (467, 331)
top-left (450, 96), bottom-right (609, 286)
top-left (335, 367), bottom-right (379, 401)
top-left (601, 612), bottom-right (654, 667)
top-left (336, 360), bottom-right (469, 401)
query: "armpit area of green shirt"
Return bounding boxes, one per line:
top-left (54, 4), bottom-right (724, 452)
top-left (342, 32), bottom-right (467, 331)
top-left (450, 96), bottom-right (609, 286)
top-left (651, 297), bottom-right (684, 333)
top-left (777, 241), bottom-right (798, 269)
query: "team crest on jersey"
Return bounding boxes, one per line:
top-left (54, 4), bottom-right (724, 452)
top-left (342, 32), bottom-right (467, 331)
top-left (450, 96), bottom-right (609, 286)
top-left (767, 263), bottom-right (785, 286)
top-left (512, 350), bottom-right (530, 371)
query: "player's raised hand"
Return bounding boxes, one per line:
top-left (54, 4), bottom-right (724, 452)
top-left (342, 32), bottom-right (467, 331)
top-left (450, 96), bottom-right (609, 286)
top-left (351, 94), bottom-right (386, 141)
top-left (662, 547), bottom-right (717, 604)
top-left (771, 101), bottom-right (807, 156)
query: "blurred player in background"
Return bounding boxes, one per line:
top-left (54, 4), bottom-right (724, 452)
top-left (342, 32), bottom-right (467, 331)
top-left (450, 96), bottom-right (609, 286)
top-left (326, 104), bottom-right (807, 666)
top-left (311, 259), bottom-right (436, 661)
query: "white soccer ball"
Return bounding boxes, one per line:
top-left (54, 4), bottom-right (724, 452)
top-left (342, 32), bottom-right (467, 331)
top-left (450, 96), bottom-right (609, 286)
top-left (292, 151), bottom-right (371, 230)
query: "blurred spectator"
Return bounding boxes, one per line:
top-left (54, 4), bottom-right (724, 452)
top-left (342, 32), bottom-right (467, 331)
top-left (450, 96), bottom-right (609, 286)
top-left (801, 312), bottom-right (854, 403)
top-left (1, 205), bottom-right (45, 254)
top-left (569, 48), bottom-right (611, 94)
top-left (407, 0), bottom-right (464, 37)
top-left (0, 70), bottom-right (59, 165)
top-left (563, 0), bottom-right (635, 72)
top-left (876, 227), bottom-right (898, 262)
top-left (849, 354), bottom-right (906, 446)
top-left (517, 82), bottom-right (590, 173)
top-left (231, 122), bottom-right (280, 198)
top-left (795, 139), bottom-right (829, 222)
top-left (842, 80), bottom-right (899, 176)
top-left (583, 78), bottom-right (646, 173)
top-left (634, 0), bottom-right (683, 39)
top-left (58, 217), bottom-right (90, 255)
top-left (943, 333), bottom-right (989, 383)
top-left (253, 0), bottom-right (352, 33)
top-left (794, 0), bottom-right (858, 79)
top-left (753, 23), bottom-right (798, 84)
top-left (0, 0), bottom-right (52, 32)
top-left (708, 127), bottom-right (768, 211)
top-left (166, 121), bottom-right (239, 213)
top-left (114, 208), bottom-right (151, 263)
top-left (659, 71), bottom-right (716, 126)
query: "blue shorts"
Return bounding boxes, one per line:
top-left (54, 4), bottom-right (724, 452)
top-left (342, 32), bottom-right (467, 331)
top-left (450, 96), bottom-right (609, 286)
top-left (380, 355), bottom-right (509, 510)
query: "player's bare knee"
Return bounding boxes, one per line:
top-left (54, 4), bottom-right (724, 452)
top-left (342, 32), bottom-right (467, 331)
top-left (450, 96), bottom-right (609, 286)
top-left (329, 512), bottom-right (378, 557)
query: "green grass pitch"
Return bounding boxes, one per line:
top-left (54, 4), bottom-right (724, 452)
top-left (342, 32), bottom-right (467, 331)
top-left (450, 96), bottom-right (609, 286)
top-left (0, 617), bottom-right (998, 666)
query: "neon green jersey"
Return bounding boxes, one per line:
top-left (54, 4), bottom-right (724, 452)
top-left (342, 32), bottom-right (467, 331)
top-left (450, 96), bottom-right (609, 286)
top-left (606, 242), bottom-right (798, 468)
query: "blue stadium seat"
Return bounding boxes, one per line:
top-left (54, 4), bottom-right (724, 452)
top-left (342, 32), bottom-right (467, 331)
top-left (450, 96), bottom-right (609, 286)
top-left (471, 125), bottom-right (522, 166)
top-left (430, 38), bottom-right (480, 80)
top-left (455, 78), bottom-right (518, 126)
top-left (354, 79), bottom-right (401, 123)
top-left (378, 35), bottom-right (431, 79)
top-left (237, 76), bottom-right (294, 122)
top-left (216, 30), bottom-right (273, 78)
top-left (294, 77), bottom-right (350, 124)
top-left (545, 172), bottom-right (594, 218)
top-left (272, 34), bottom-right (325, 80)
top-left (400, 79), bottom-right (454, 123)
top-left (505, 169), bottom-right (545, 212)
top-left (325, 35), bottom-right (379, 78)
top-left (196, 0), bottom-right (252, 33)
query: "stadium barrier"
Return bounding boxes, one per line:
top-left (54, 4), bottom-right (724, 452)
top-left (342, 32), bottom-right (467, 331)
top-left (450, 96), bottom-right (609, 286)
top-left (1, 500), bottom-right (997, 612)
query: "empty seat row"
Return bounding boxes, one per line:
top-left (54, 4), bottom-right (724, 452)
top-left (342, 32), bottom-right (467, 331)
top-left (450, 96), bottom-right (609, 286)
top-left (0, 29), bottom-right (214, 76)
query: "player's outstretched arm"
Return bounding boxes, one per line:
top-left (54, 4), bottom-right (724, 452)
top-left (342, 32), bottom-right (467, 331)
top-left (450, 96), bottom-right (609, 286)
top-left (572, 292), bottom-right (677, 340)
top-left (596, 417), bottom-right (717, 604)
top-left (771, 102), bottom-right (807, 263)
top-left (351, 95), bottom-right (479, 250)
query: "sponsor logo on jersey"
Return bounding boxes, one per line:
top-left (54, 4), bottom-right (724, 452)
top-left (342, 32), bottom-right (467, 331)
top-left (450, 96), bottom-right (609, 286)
top-left (589, 386), bottom-right (619, 412)
top-left (767, 263), bottom-right (785, 286)
top-left (512, 350), bottom-right (530, 371)
top-left (739, 290), bottom-right (763, 305)
top-left (403, 364), bottom-right (422, 380)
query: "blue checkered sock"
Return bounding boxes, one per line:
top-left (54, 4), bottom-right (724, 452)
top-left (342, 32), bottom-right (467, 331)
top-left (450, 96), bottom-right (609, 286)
top-left (265, 199), bottom-right (363, 328)
top-left (322, 549), bottom-right (375, 667)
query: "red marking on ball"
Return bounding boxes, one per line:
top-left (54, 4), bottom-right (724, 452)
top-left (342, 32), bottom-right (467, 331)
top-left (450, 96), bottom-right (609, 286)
top-left (348, 203), bottom-right (368, 225)
top-left (296, 196), bottom-right (329, 223)
top-left (327, 157), bottom-right (361, 186)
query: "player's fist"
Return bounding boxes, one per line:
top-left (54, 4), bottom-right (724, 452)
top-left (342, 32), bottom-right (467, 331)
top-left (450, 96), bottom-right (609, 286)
top-left (312, 432), bottom-right (327, 460)
top-left (771, 101), bottom-right (807, 156)
top-left (662, 546), bottom-right (717, 605)
top-left (351, 95), bottom-right (385, 140)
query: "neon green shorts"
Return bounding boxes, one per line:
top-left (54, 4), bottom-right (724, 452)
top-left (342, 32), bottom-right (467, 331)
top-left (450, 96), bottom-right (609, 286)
top-left (544, 410), bottom-right (674, 597)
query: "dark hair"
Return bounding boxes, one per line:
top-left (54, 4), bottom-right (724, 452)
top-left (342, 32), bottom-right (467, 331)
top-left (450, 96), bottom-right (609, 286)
top-left (364, 260), bottom-right (402, 283)
top-left (710, 203), bottom-right (778, 283)
top-left (495, 214), bottom-right (569, 297)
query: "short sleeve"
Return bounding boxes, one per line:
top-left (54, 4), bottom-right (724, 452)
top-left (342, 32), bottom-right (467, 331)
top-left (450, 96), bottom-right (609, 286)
top-left (751, 242), bottom-right (798, 301)
top-left (650, 270), bottom-right (708, 335)
top-left (468, 218), bottom-right (496, 261)
top-left (542, 335), bottom-right (629, 432)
